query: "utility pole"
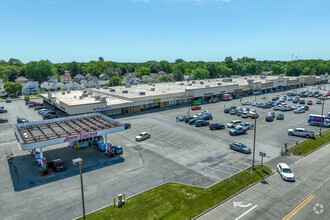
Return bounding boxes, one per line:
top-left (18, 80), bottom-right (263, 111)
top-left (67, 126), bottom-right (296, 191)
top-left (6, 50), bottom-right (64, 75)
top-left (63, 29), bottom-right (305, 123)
top-left (320, 99), bottom-right (325, 137)
top-left (187, 90), bottom-right (191, 117)
top-left (252, 117), bottom-right (257, 170)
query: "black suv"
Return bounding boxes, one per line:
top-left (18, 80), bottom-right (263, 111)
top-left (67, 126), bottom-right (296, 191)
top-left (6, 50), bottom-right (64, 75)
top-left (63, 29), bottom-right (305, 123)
top-left (0, 109), bottom-right (7, 113)
top-left (188, 118), bottom-right (198, 125)
top-left (209, 123), bottom-right (225, 130)
top-left (0, 118), bottom-right (8, 123)
top-left (124, 123), bottom-right (131, 129)
top-left (184, 117), bottom-right (194, 123)
top-left (17, 117), bottom-right (29, 124)
top-left (195, 120), bottom-right (210, 127)
top-left (198, 115), bottom-right (213, 120)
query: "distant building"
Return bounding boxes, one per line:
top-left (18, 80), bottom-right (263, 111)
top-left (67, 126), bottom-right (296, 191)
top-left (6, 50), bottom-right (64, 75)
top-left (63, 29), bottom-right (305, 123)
top-left (99, 74), bottom-right (110, 81)
top-left (0, 88), bottom-right (7, 97)
top-left (15, 76), bottom-right (29, 84)
top-left (64, 82), bottom-right (85, 90)
top-left (48, 75), bottom-right (59, 83)
top-left (73, 74), bottom-right (86, 83)
top-left (60, 73), bottom-right (72, 83)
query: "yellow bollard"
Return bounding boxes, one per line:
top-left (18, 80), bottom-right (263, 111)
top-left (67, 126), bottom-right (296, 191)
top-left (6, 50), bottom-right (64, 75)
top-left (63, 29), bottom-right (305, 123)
top-left (114, 197), bottom-right (116, 207)
top-left (124, 193), bottom-right (125, 201)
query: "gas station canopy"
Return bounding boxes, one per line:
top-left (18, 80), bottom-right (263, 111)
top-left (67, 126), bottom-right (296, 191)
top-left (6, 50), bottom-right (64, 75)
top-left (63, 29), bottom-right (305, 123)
top-left (13, 113), bottom-right (125, 151)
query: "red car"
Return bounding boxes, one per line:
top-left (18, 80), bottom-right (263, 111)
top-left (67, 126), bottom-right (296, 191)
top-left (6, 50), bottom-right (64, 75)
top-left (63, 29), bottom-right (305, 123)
top-left (28, 102), bottom-right (42, 108)
top-left (47, 159), bottom-right (66, 172)
top-left (307, 100), bottom-right (313, 105)
top-left (25, 101), bottom-right (35, 105)
top-left (326, 92), bottom-right (330, 97)
top-left (191, 105), bottom-right (201, 110)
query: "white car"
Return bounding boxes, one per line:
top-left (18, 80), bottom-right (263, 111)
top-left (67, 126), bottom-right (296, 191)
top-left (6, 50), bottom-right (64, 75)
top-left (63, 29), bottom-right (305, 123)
top-left (135, 132), bottom-right (150, 141)
top-left (227, 120), bottom-right (242, 128)
top-left (277, 163), bottom-right (295, 181)
top-left (279, 97), bottom-right (285, 102)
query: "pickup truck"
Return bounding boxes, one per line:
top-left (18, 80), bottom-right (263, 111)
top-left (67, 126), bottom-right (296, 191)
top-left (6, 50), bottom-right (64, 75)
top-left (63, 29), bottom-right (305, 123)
top-left (288, 128), bottom-right (314, 138)
top-left (308, 114), bottom-right (330, 127)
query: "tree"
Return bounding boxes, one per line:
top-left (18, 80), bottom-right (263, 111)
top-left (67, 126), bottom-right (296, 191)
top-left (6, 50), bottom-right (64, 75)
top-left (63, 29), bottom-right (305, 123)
top-left (173, 69), bottom-right (183, 81)
top-left (148, 61), bottom-right (162, 73)
top-left (193, 68), bottom-right (209, 80)
top-left (4, 81), bottom-right (23, 96)
top-left (224, 56), bottom-right (233, 68)
top-left (99, 57), bottom-right (104, 62)
top-left (119, 65), bottom-right (128, 75)
top-left (160, 75), bottom-right (168, 82)
top-left (8, 58), bottom-right (23, 66)
top-left (286, 64), bottom-right (300, 76)
top-left (271, 64), bottom-right (284, 75)
top-left (160, 60), bottom-right (172, 73)
top-left (25, 60), bottom-right (55, 81)
top-left (136, 66), bottom-right (151, 77)
top-left (175, 59), bottom-right (185, 64)
top-left (206, 62), bottom-right (221, 78)
top-left (108, 76), bottom-right (122, 86)
top-left (68, 61), bottom-right (82, 77)
top-left (87, 63), bottom-right (102, 77)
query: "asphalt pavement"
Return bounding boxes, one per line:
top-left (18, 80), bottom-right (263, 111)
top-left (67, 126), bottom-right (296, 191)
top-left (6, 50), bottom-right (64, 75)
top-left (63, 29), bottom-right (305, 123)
top-left (196, 143), bottom-right (330, 220)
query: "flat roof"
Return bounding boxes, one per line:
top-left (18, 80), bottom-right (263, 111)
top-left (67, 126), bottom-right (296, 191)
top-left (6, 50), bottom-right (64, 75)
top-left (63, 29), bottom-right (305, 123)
top-left (13, 113), bottom-right (124, 150)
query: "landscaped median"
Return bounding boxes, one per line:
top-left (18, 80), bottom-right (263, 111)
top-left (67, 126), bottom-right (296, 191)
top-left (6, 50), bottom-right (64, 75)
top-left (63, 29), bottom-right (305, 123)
top-left (81, 165), bottom-right (271, 220)
top-left (290, 129), bottom-right (330, 155)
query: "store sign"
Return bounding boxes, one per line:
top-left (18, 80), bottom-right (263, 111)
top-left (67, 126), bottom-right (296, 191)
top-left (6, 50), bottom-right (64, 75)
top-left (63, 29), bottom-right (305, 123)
top-left (204, 93), bottom-right (213, 96)
top-left (219, 91), bottom-right (224, 94)
top-left (93, 106), bottom-right (111, 111)
top-left (64, 131), bottom-right (98, 142)
top-left (149, 99), bottom-right (161, 104)
top-left (234, 89), bottom-right (243, 92)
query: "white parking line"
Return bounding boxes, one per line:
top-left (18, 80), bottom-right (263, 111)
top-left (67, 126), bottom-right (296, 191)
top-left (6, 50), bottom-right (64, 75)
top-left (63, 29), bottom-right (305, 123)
top-left (235, 205), bottom-right (258, 220)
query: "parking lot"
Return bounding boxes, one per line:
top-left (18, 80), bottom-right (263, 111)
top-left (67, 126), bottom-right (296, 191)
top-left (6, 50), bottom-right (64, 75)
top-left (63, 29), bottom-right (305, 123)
top-left (0, 85), bottom-right (329, 219)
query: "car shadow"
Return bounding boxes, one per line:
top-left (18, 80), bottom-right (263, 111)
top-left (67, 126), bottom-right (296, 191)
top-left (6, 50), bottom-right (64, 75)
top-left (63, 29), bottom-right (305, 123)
top-left (8, 146), bottom-right (124, 191)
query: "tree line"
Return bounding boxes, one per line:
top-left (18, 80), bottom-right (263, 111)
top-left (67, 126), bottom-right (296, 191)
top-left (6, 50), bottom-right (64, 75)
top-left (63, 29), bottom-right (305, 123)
top-left (1, 57), bottom-right (330, 85)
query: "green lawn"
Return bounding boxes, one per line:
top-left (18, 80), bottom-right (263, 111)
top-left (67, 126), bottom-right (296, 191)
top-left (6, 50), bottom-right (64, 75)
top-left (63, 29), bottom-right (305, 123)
top-left (289, 129), bottom-right (330, 155)
top-left (83, 165), bottom-right (271, 220)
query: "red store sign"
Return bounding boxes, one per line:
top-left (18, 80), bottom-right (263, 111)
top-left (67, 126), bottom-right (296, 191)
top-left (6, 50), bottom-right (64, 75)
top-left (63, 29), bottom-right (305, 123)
top-left (64, 131), bottom-right (98, 142)
top-left (234, 89), bottom-right (243, 92)
top-left (204, 93), bottom-right (214, 96)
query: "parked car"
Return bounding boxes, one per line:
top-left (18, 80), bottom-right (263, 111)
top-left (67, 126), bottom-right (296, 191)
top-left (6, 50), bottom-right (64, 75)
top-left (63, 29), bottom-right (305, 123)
top-left (191, 105), bottom-right (201, 110)
top-left (241, 113), bottom-right (248, 118)
top-left (0, 118), bottom-right (8, 123)
top-left (26, 101), bottom-right (35, 105)
top-left (136, 132), bottom-right (150, 141)
top-left (236, 122), bottom-right (252, 130)
top-left (288, 128), bottom-right (314, 138)
top-left (42, 110), bottom-right (55, 116)
top-left (17, 117), bottom-right (29, 124)
top-left (184, 116), bottom-right (195, 123)
top-left (236, 110), bottom-right (242, 116)
top-left (230, 106), bottom-right (237, 109)
top-left (277, 163), bottom-right (295, 182)
top-left (192, 100), bottom-right (201, 106)
top-left (38, 109), bottom-right (48, 114)
top-left (224, 108), bottom-right (231, 113)
top-left (124, 123), bottom-right (131, 129)
top-left (227, 120), bottom-right (242, 128)
top-left (0, 109), bottom-right (7, 113)
top-left (276, 114), bottom-right (284, 120)
top-left (272, 97), bottom-right (278, 101)
top-left (229, 142), bottom-right (251, 154)
top-left (24, 96), bottom-right (30, 101)
top-left (5, 97), bottom-right (12, 103)
top-left (241, 101), bottom-right (251, 105)
top-left (43, 114), bottom-right (57, 120)
top-left (198, 114), bottom-right (213, 120)
top-left (208, 98), bottom-right (218, 103)
top-left (319, 96), bottom-right (327, 100)
top-left (195, 120), bottom-right (210, 127)
top-left (28, 102), bottom-right (43, 108)
top-left (292, 99), bottom-right (299, 104)
top-left (307, 100), bottom-right (313, 105)
top-left (48, 159), bottom-right (66, 172)
top-left (279, 97), bottom-right (285, 102)
top-left (299, 99), bottom-right (305, 104)
top-left (294, 108), bottom-right (305, 114)
top-left (34, 106), bottom-right (44, 110)
top-left (249, 113), bottom-right (259, 119)
top-left (0, 106), bottom-right (3, 109)
top-left (288, 97), bottom-right (293, 101)
top-left (266, 115), bottom-right (274, 122)
top-left (316, 100), bottom-right (322, 104)
top-left (209, 123), bottom-right (225, 130)
top-left (178, 115), bottom-right (188, 121)
top-left (229, 126), bottom-right (247, 135)
top-left (229, 109), bottom-right (237, 115)
top-left (112, 145), bottom-right (123, 154)
top-left (302, 106), bottom-right (309, 111)
top-left (188, 118), bottom-right (198, 125)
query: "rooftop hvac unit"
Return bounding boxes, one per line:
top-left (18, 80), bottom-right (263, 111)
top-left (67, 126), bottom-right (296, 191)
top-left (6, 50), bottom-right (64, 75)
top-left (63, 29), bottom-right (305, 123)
top-left (122, 90), bottom-right (128, 93)
top-left (139, 91), bottom-right (146, 95)
top-left (153, 84), bottom-right (156, 86)
top-left (94, 95), bottom-right (100, 100)
top-left (96, 87), bottom-right (100, 89)
top-left (88, 91), bottom-right (92, 95)
top-left (62, 92), bottom-right (65, 95)
top-left (188, 84), bottom-right (192, 86)
top-left (100, 97), bottom-right (106, 102)
top-left (67, 91), bottom-right (71, 94)
top-left (218, 83), bottom-right (222, 86)
top-left (192, 81), bottom-right (196, 84)
top-left (200, 81), bottom-right (204, 85)
top-left (83, 90), bottom-right (87, 94)
top-left (74, 96), bottom-right (76, 98)
top-left (110, 89), bottom-right (115, 92)
top-left (205, 85), bottom-right (210, 88)
top-left (148, 83), bottom-right (152, 85)
top-left (82, 93), bottom-right (88, 97)
top-left (79, 96), bottom-right (83, 99)
top-left (180, 83), bottom-right (184, 85)
top-left (125, 84), bottom-right (131, 88)
top-left (151, 88), bottom-right (155, 91)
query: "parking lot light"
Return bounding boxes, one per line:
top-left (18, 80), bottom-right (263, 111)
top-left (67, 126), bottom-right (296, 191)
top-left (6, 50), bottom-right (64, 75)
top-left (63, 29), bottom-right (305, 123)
top-left (320, 99), bottom-right (325, 137)
top-left (72, 158), bottom-right (85, 220)
top-left (252, 117), bottom-right (257, 170)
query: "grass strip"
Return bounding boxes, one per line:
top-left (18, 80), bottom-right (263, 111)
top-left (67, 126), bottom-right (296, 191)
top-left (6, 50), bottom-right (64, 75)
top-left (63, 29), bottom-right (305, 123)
top-left (83, 165), bottom-right (271, 220)
top-left (289, 129), bottom-right (330, 155)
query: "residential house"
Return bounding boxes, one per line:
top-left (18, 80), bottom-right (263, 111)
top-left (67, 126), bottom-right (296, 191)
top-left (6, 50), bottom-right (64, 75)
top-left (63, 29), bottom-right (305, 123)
top-left (43, 82), bottom-right (64, 91)
top-left (23, 81), bottom-right (39, 95)
top-left (48, 75), bottom-right (59, 83)
top-left (83, 80), bottom-right (98, 88)
top-left (86, 75), bottom-right (98, 82)
top-left (60, 72), bottom-right (72, 83)
top-left (15, 76), bottom-right (29, 84)
top-left (0, 88), bottom-right (7, 97)
top-left (98, 80), bottom-right (108, 88)
top-left (64, 82), bottom-right (85, 90)
top-left (99, 74), bottom-right (110, 81)
top-left (73, 74), bottom-right (86, 83)
top-left (184, 75), bottom-right (193, 81)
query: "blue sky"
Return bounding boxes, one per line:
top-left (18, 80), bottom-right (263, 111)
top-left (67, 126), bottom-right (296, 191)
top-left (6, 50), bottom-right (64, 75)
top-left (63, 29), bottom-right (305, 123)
top-left (0, 0), bottom-right (330, 63)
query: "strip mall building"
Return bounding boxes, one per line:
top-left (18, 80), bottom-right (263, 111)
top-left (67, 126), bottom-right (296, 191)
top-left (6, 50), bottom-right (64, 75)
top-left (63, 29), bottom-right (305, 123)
top-left (40, 74), bottom-right (329, 116)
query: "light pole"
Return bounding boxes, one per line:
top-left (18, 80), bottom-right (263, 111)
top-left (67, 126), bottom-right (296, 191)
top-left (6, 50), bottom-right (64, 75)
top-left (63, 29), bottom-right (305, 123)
top-left (252, 117), bottom-right (257, 170)
top-left (187, 90), bottom-right (191, 117)
top-left (320, 99), bottom-right (325, 137)
top-left (72, 158), bottom-right (85, 220)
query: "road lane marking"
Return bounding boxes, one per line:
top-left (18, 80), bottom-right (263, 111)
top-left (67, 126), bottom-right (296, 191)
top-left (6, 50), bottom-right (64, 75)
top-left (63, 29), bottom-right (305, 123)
top-left (207, 166), bottom-right (232, 175)
top-left (167, 140), bottom-right (198, 157)
top-left (161, 138), bottom-right (192, 153)
top-left (195, 170), bottom-right (222, 181)
top-left (189, 143), bottom-right (205, 152)
top-left (235, 205), bottom-right (257, 220)
top-left (226, 158), bottom-right (250, 167)
top-left (282, 194), bottom-right (315, 220)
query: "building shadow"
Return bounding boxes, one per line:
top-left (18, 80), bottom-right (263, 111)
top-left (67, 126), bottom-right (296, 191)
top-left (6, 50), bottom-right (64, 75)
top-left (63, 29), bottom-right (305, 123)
top-left (8, 146), bottom-right (124, 191)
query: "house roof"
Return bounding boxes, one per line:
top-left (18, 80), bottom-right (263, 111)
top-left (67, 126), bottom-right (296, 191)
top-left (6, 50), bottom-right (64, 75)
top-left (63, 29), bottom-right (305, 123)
top-left (73, 74), bottom-right (85, 79)
top-left (61, 74), bottom-right (72, 79)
